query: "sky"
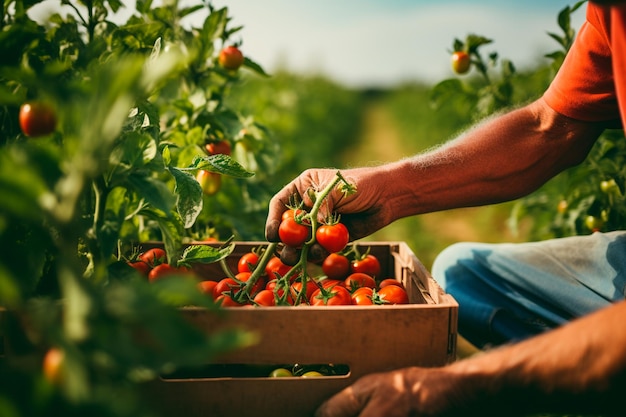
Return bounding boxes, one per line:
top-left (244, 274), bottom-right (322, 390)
top-left (206, 0), bottom-right (586, 88)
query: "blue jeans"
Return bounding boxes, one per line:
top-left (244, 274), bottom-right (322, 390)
top-left (431, 231), bottom-right (626, 349)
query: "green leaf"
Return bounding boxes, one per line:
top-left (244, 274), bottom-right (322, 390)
top-left (109, 131), bottom-right (158, 169)
top-left (179, 242), bottom-right (235, 266)
top-left (202, 6), bottom-right (228, 43)
top-left (127, 173), bottom-right (176, 214)
top-left (192, 154), bottom-right (255, 178)
top-left (243, 57), bottom-right (269, 77)
top-left (429, 78), bottom-right (464, 108)
top-left (168, 167), bottom-right (203, 229)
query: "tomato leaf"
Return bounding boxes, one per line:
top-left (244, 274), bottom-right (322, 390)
top-left (179, 243), bottom-right (235, 266)
top-left (127, 173), bottom-right (176, 214)
top-left (191, 154), bottom-right (255, 178)
top-left (168, 166), bottom-right (203, 228)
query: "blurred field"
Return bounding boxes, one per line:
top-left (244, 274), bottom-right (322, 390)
top-left (346, 86), bottom-right (530, 270)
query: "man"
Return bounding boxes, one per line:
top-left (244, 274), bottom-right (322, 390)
top-left (265, 1), bottom-right (626, 416)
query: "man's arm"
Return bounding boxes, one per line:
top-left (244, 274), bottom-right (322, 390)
top-left (315, 299), bottom-right (626, 417)
top-left (266, 98), bottom-right (605, 241)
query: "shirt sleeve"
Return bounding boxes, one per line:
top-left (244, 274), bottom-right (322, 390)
top-left (543, 4), bottom-right (620, 122)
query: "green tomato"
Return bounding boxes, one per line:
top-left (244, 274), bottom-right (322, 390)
top-left (584, 215), bottom-right (604, 232)
top-left (268, 368), bottom-right (293, 378)
top-left (301, 371), bottom-right (323, 378)
top-left (600, 179), bottom-right (619, 194)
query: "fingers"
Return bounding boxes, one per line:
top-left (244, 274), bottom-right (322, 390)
top-left (315, 385), bottom-right (364, 417)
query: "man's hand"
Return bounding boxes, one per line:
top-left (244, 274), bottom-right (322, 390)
top-left (265, 167), bottom-right (396, 242)
top-left (314, 367), bottom-right (467, 417)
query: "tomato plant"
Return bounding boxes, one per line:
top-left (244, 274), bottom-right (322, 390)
top-left (19, 102), bottom-right (57, 137)
top-left (316, 222), bottom-right (349, 253)
top-left (0, 1), bottom-right (271, 416)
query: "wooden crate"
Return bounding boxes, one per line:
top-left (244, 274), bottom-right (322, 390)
top-left (145, 241), bottom-right (458, 417)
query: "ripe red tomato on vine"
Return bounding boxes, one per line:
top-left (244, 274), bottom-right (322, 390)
top-left (19, 102), bottom-right (57, 137)
top-left (316, 222), bottom-right (349, 253)
top-left (278, 216), bottom-right (310, 247)
top-left (218, 45), bottom-right (244, 70)
top-left (238, 251), bottom-right (260, 273)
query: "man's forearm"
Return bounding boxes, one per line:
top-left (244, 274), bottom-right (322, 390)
top-left (380, 99), bottom-right (604, 220)
top-left (447, 300), bottom-right (626, 415)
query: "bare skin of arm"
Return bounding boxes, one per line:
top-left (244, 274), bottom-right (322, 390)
top-left (315, 299), bottom-right (626, 417)
top-left (265, 97), bottom-right (605, 241)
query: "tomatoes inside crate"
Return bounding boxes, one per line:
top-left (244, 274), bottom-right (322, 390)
top-left (143, 241), bottom-right (458, 417)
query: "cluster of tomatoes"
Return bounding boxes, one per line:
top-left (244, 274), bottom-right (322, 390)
top-left (278, 208), bottom-right (350, 254)
top-left (127, 247), bottom-right (193, 282)
top-left (194, 245), bottom-right (409, 307)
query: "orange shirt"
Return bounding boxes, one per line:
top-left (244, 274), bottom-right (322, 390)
top-left (543, 2), bottom-right (626, 125)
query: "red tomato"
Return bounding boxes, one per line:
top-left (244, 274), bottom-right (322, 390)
top-left (351, 287), bottom-right (374, 305)
top-left (322, 253), bottom-right (350, 280)
top-left (139, 247), bottom-right (167, 267)
top-left (148, 263), bottom-right (183, 282)
top-left (237, 252), bottom-right (260, 273)
top-left (196, 169), bottom-right (221, 195)
top-left (128, 260), bottom-right (150, 277)
top-left (378, 285), bottom-right (409, 305)
top-left (290, 279), bottom-right (318, 303)
top-left (236, 271), bottom-right (265, 297)
top-left (379, 278), bottom-right (405, 290)
top-left (43, 348), bottom-right (64, 384)
top-left (19, 102), bottom-right (57, 137)
top-left (310, 285), bottom-right (352, 306)
top-left (213, 277), bottom-right (239, 298)
top-left (265, 256), bottom-right (292, 280)
top-left (344, 272), bottom-right (376, 292)
top-left (352, 254), bottom-right (381, 278)
top-left (198, 280), bottom-right (218, 298)
top-left (266, 279), bottom-right (294, 305)
top-left (282, 208), bottom-right (307, 221)
top-left (218, 45), bottom-right (244, 70)
top-left (205, 140), bottom-right (231, 156)
top-left (216, 293), bottom-right (244, 307)
top-left (316, 223), bottom-right (349, 253)
top-left (253, 289), bottom-right (276, 306)
top-left (278, 217), bottom-right (310, 247)
top-left (451, 50), bottom-right (471, 74)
